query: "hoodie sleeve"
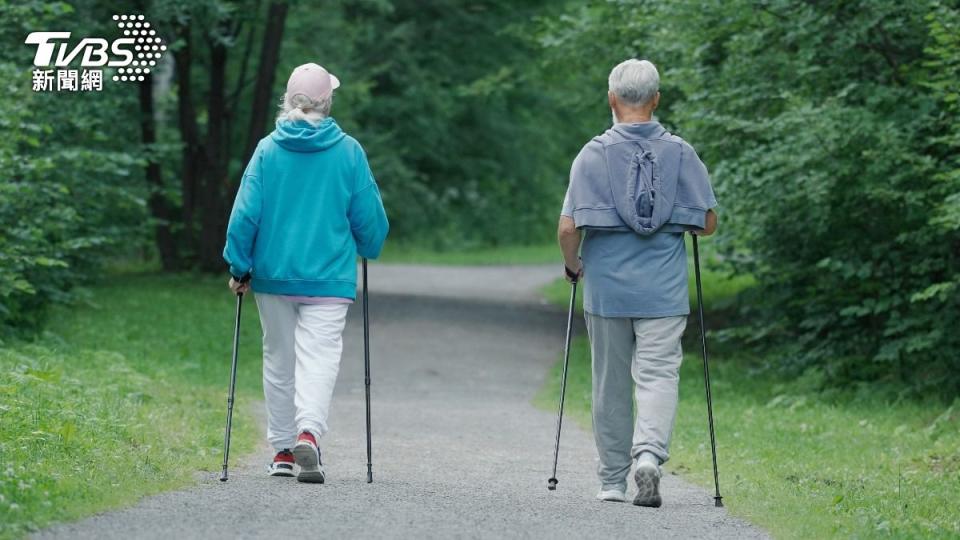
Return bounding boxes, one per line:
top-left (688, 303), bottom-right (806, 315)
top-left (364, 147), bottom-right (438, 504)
top-left (677, 141), bottom-right (718, 210)
top-left (222, 144), bottom-right (264, 278)
top-left (348, 145), bottom-right (390, 259)
top-left (665, 141), bottom-right (718, 230)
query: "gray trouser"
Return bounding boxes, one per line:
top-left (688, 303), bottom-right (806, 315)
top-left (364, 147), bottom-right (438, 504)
top-left (585, 312), bottom-right (687, 490)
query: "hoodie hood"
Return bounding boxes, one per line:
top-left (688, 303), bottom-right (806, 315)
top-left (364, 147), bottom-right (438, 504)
top-left (609, 121), bottom-right (667, 141)
top-left (271, 117), bottom-right (346, 153)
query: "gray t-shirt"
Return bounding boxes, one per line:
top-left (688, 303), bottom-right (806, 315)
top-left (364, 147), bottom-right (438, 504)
top-left (562, 193), bottom-right (690, 317)
top-left (560, 124), bottom-right (717, 318)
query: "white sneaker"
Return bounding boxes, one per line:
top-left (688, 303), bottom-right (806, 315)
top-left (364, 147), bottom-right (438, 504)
top-left (267, 449), bottom-right (295, 477)
top-left (596, 488), bottom-right (627, 502)
top-left (633, 461), bottom-right (662, 507)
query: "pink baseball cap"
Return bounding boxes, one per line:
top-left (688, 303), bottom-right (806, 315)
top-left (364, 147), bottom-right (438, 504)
top-left (286, 63), bottom-right (340, 102)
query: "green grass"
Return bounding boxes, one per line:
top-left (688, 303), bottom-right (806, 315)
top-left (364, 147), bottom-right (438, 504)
top-left (0, 274), bottom-right (264, 539)
top-left (536, 254), bottom-right (960, 538)
top-left (378, 242), bottom-right (560, 265)
top-left (537, 343), bottom-right (960, 538)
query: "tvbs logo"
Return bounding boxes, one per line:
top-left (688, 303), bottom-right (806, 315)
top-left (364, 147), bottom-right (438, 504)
top-left (25, 14), bottom-right (166, 89)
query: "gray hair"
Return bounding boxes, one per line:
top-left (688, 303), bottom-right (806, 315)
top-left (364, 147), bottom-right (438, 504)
top-left (277, 92), bottom-right (333, 125)
top-left (608, 59), bottom-right (659, 106)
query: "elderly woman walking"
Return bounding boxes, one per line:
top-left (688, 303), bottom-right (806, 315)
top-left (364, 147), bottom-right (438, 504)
top-left (223, 63), bottom-right (389, 483)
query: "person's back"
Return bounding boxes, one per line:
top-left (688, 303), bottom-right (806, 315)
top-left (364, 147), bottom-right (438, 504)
top-left (223, 63), bottom-right (388, 484)
top-left (557, 59), bottom-right (717, 507)
top-left (565, 121), bottom-right (714, 318)
top-left (235, 118), bottom-right (387, 298)
top-left (580, 228), bottom-right (687, 317)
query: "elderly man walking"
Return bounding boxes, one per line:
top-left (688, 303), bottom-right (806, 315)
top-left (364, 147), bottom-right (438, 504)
top-left (558, 59), bottom-right (718, 507)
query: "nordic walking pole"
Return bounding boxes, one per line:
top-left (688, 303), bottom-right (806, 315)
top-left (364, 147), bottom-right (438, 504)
top-left (362, 258), bottom-right (373, 483)
top-left (220, 275), bottom-right (249, 482)
top-left (691, 233), bottom-right (723, 507)
top-left (547, 267), bottom-right (579, 491)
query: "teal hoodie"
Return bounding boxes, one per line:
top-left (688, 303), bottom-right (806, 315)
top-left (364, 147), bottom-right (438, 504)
top-left (223, 118), bottom-right (389, 299)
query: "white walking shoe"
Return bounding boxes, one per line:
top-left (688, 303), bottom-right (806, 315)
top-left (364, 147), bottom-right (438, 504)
top-left (267, 449), bottom-right (296, 477)
top-left (633, 461), bottom-right (662, 508)
top-left (596, 488), bottom-right (627, 502)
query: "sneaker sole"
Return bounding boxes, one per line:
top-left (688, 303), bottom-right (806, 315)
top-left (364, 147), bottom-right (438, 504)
top-left (293, 444), bottom-right (325, 484)
top-left (268, 467), bottom-right (295, 478)
top-left (296, 467), bottom-right (325, 483)
top-left (633, 466), bottom-right (662, 508)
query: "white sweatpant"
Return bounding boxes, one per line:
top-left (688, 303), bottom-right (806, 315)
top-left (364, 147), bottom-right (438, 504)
top-left (254, 293), bottom-right (349, 451)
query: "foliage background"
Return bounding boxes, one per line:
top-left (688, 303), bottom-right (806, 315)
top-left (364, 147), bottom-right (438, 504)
top-left (1, 0), bottom-right (959, 394)
top-left (1, 2), bottom-right (147, 334)
top-left (531, 0), bottom-right (960, 395)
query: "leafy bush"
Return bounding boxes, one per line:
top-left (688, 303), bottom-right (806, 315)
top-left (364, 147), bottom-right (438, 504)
top-left (0, 3), bottom-right (148, 337)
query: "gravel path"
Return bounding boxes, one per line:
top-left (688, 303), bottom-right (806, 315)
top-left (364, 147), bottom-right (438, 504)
top-left (35, 265), bottom-right (766, 539)
top-left (361, 263), bottom-right (560, 304)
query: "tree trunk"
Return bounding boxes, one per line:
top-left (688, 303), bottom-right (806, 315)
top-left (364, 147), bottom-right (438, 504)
top-left (171, 2), bottom-right (291, 272)
top-left (197, 38), bottom-right (230, 272)
top-left (173, 26), bottom-right (203, 261)
top-left (138, 73), bottom-right (179, 269)
top-left (242, 0), bottom-right (290, 165)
